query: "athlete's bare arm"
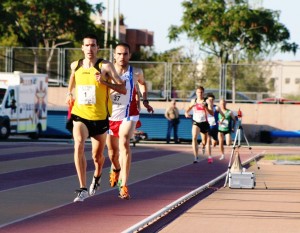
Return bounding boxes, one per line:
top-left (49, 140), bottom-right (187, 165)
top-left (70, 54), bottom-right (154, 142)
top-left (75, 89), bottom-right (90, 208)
top-left (135, 83), bottom-right (141, 111)
top-left (96, 60), bottom-right (126, 95)
top-left (185, 99), bottom-right (195, 118)
top-left (134, 67), bottom-right (154, 113)
top-left (215, 106), bottom-right (225, 122)
top-left (65, 62), bottom-right (76, 106)
top-left (134, 68), bottom-right (147, 99)
top-left (204, 102), bottom-right (214, 116)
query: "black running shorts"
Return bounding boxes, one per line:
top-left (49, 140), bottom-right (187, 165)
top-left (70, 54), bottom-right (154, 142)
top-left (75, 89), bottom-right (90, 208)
top-left (192, 121), bottom-right (210, 134)
top-left (71, 114), bottom-right (109, 137)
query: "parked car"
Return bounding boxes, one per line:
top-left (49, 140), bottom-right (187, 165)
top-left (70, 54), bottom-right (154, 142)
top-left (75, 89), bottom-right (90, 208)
top-left (189, 89), bottom-right (255, 103)
top-left (256, 98), bottom-right (300, 105)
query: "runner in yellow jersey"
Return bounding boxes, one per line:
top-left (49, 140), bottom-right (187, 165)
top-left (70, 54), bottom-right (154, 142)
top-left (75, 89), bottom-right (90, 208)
top-left (65, 34), bottom-right (126, 202)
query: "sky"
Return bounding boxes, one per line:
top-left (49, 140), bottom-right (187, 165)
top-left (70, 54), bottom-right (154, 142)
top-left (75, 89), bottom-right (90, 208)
top-left (88, 0), bottom-right (300, 61)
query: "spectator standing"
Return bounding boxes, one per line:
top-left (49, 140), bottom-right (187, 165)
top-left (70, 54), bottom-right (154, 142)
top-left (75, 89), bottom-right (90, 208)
top-left (165, 100), bottom-right (180, 144)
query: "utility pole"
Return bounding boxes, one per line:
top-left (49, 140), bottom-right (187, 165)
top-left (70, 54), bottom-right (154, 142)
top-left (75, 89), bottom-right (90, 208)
top-left (116, 0), bottom-right (120, 41)
top-left (109, 0), bottom-right (115, 61)
top-left (110, 0), bottom-right (115, 43)
top-left (104, 0), bottom-right (109, 48)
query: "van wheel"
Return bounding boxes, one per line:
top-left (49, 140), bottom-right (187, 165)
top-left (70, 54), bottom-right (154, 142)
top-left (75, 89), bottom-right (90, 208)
top-left (0, 123), bottom-right (10, 140)
top-left (29, 124), bottom-right (41, 140)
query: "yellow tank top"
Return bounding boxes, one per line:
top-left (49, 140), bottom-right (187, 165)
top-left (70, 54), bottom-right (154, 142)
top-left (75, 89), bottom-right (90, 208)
top-left (71, 60), bottom-right (112, 120)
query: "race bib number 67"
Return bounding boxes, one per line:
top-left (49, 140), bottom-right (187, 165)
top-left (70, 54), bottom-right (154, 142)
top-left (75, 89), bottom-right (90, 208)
top-left (78, 85), bottom-right (96, 105)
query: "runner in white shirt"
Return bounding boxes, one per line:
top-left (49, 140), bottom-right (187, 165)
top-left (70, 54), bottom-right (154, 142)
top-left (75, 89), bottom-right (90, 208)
top-left (185, 86), bottom-right (214, 163)
top-left (106, 43), bottom-right (154, 200)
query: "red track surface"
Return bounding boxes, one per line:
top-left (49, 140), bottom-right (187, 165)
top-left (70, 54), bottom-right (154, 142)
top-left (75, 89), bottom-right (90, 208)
top-left (0, 142), bottom-right (299, 233)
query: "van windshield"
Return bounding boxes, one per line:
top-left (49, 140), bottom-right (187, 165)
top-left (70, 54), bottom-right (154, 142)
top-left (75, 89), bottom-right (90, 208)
top-left (0, 88), bottom-right (6, 106)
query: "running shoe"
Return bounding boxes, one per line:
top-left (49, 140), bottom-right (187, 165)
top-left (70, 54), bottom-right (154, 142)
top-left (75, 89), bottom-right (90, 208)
top-left (89, 177), bottom-right (101, 196)
top-left (74, 189), bottom-right (89, 202)
top-left (193, 156), bottom-right (199, 164)
top-left (109, 169), bottom-right (120, 187)
top-left (207, 157), bottom-right (213, 164)
top-left (219, 154), bottom-right (225, 160)
top-left (119, 186), bottom-right (130, 200)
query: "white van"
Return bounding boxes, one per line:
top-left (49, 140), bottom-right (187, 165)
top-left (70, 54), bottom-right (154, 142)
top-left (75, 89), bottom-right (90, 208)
top-left (0, 71), bottom-right (48, 139)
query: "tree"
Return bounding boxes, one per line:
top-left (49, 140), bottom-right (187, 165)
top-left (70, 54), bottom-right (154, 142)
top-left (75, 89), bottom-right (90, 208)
top-left (1, 0), bottom-right (104, 76)
top-left (95, 2), bottom-right (106, 17)
top-left (1, 0), bottom-right (101, 47)
top-left (168, 0), bottom-right (298, 100)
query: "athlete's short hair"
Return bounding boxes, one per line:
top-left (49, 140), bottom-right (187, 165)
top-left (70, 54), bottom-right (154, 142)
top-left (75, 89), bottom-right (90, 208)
top-left (196, 86), bottom-right (205, 92)
top-left (206, 92), bottom-right (215, 99)
top-left (82, 34), bottom-right (98, 44)
top-left (115, 42), bottom-right (131, 53)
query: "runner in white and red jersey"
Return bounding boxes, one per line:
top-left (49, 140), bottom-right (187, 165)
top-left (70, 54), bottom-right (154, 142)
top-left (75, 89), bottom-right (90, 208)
top-left (185, 86), bottom-right (214, 164)
top-left (106, 43), bottom-right (154, 200)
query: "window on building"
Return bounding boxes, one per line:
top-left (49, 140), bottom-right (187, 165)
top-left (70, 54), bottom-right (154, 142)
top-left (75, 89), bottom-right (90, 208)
top-left (268, 77), bottom-right (276, 90)
top-left (295, 78), bottom-right (300, 84)
top-left (285, 78), bottom-right (290, 84)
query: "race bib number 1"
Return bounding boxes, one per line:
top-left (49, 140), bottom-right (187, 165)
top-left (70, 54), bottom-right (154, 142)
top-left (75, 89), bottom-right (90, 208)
top-left (78, 85), bottom-right (96, 104)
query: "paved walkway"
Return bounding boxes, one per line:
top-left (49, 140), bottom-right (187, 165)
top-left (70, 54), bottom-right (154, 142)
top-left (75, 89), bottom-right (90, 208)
top-left (160, 159), bottom-right (300, 233)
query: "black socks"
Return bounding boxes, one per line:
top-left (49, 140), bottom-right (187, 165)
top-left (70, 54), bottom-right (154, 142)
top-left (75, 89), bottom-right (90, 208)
top-left (94, 175), bottom-right (101, 184)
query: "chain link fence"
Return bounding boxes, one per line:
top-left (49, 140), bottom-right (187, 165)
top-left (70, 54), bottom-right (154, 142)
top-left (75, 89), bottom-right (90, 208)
top-left (1, 47), bottom-right (300, 103)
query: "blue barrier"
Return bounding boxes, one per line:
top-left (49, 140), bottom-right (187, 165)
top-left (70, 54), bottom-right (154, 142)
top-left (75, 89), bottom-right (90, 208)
top-left (136, 113), bottom-right (193, 140)
top-left (41, 110), bottom-right (71, 137)
top-left (43, 110), bottom-right (245, 142)
top-left (270, 130), bottom-right (300, 138)
top-left (43, 110), bottom-right (195, 141)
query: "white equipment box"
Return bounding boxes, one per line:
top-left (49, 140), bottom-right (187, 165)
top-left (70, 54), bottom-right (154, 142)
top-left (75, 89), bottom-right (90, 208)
top-left (229, 172), bottom-right (256, 189)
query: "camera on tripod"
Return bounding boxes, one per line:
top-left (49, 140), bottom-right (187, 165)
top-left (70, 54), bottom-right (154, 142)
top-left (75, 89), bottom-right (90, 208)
top-left (223, 117), bottom-right (268, 190)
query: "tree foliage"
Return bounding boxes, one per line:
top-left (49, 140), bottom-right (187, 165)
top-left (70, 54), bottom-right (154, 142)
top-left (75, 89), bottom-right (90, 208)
top-left (200, 56), bottom-right (269, 92)
top-left (0, 0), bottom-right (106, 76)
top-left (168, 0), bottom-right (298, 64)
top-left (0, 0), bottom-right (103, 48)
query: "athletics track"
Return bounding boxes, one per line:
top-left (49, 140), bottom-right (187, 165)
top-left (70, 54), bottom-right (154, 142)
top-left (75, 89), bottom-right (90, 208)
top-left (0, 140), bottom-right (299, 233)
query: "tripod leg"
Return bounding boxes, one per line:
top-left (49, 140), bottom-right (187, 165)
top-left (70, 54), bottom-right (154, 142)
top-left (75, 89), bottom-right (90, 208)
top-left (242, 128), bottom-right (260, 170)
top-left (241, 128), bottom-right (254, 160)
top-left (237, 126), bottom-right (241, 147)
top-left (242, 127), bottom-right (268, 189)
top-left (223, 128), bottom-right (240, 188)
